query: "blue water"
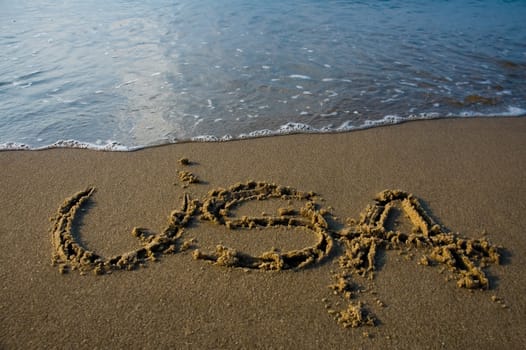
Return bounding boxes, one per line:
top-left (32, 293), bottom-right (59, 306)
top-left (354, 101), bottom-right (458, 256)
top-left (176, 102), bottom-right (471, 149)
top-left (1, 0), bottom-right (525, 150)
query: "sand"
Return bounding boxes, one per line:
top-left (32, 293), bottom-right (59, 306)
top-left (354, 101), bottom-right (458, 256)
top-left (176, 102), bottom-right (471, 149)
top-left (0, 117), bottom-right (525, 349)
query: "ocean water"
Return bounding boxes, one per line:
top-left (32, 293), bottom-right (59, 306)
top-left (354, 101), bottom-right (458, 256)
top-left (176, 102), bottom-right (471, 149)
top-left (1, 0), bottom-right (525, 150)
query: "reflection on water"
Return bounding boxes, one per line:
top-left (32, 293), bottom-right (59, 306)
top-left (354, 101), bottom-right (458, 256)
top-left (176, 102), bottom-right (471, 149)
top-left (1, 0), bottom-right (525, 149)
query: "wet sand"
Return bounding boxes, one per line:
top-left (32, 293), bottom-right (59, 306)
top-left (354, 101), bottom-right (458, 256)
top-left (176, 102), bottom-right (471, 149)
top-left (1, 117), bottom-right (525, 349)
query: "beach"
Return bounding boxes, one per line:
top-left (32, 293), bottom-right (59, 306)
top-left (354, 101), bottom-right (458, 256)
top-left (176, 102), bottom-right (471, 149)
top-left (1, 117), bottom-right (525, 349)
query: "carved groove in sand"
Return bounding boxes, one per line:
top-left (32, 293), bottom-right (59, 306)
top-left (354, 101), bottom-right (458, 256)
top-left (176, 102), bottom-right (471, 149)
top-left (326, 190), bottom-right (501, 328)
top-left (50, 182), bottom-right (502, 329)
top-left (51, 187), bottom-right (198, 275)
top-left (194, 182), bottom-right (332, 270)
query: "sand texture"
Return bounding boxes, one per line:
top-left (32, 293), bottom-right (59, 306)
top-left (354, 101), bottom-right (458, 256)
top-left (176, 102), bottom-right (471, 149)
top-left (1, 117), bottom-right (525, 349)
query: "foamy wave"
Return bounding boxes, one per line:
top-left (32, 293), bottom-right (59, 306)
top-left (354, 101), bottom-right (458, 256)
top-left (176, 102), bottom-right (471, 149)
top-left (451, 106), bottom-right (526, 118)
top-left (0, 139), bottom-right (140, 152)
top-left (191, 134), bottom-right (234, 142)
top-left (228, 108), bottom-right (526, 141)
top-left (237, 123), bottom-right (316, 138)
top-left (0, 142), bottom-right (32, 151)
top-left (47, 140), bottom-right (136, 151)
top-left (278, 122), bottom-right (317, 133)
top-left (2, 107), bottom-right (525, 151)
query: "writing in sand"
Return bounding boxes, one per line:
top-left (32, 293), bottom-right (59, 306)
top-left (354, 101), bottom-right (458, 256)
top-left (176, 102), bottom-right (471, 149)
top-left (50, 163), bottom-right (502, 329)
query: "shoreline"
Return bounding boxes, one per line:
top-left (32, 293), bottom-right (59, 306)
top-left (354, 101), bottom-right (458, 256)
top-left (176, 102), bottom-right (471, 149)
top-left (2, 114), bottom-right (526, 152)
top-left (1, 117), bottom-right (525, 348)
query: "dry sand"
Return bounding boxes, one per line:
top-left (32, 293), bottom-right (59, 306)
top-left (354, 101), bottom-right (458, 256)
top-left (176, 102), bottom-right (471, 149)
top-left (0, 117), bottom-right (525, 349)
